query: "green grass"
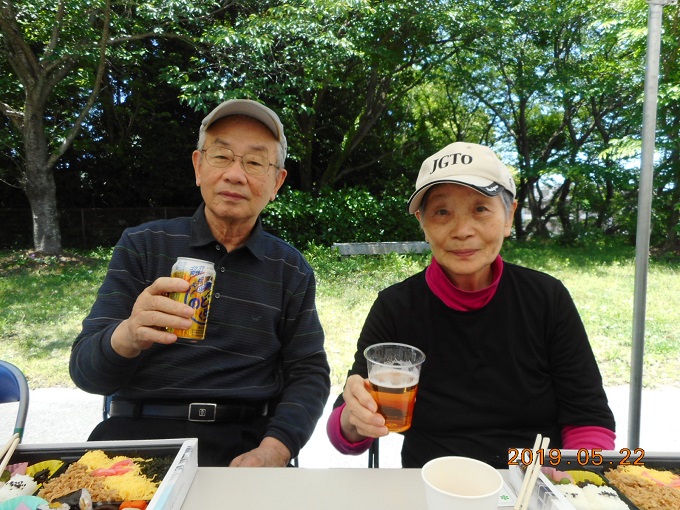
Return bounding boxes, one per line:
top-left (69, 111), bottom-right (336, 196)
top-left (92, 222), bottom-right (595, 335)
top-left (0, 249), bottom-right (110, 387)
top-left (1, 241), bottom-right (679, 392)
top-left (500, 241), bottom-right (680, 388)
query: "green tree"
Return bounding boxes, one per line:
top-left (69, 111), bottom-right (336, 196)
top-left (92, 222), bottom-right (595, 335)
top-left (58, 37), bottom-right (203, 209)
top-left (652, 6), bottom-right (680, 250)
top-left (172, 0), bottom-right (459, 192)
top-left (3, 0), bottom-right (677, 252)
top-left (441, 0), bottom-right (645, 241)
top-left (0, 0), bottom-right (111, 254)
top-left (0, 0), bottom-right (217, 254)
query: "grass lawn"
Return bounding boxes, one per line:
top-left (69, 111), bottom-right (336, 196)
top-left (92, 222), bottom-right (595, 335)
top-left (1, 241), bottom-right (679, 391)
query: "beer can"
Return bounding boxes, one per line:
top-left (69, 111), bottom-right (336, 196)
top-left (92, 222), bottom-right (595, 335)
top-left (167, 257), bottom-right (216, 340)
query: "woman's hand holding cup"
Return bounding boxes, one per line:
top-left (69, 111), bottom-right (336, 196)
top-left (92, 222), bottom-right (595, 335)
top-left (340, 374), bottom-right (389, 442)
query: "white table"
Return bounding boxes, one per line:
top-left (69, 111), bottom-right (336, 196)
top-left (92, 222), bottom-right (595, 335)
top-left (180, 467), bottom-right (515, 509)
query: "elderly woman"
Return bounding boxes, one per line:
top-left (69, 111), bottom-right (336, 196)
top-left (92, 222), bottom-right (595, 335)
top-left (327, 142), bottom-right (615, 468)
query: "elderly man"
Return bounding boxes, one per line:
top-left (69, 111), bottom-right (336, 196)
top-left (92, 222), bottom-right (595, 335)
top-left (70, 99), bottom-right (330, 467)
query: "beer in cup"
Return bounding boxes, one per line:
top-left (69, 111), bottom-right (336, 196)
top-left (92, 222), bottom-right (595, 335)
top-left (421, 456), bottom-right (503, 510)
top-left (364, 342), bottom-right (426, 432)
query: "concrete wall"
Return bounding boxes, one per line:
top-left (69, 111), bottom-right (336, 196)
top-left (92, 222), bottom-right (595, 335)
top-left (332, 242), bottom-right (430, 255)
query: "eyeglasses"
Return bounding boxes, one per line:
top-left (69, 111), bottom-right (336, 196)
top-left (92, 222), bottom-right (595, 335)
top-left (200, 146), bottom-right (278, 176)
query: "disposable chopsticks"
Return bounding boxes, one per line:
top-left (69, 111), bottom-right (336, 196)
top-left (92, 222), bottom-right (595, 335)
top-left (0, 432), bottom-right (20, 475)
top-left (514, 434), bottom-right (550, 510)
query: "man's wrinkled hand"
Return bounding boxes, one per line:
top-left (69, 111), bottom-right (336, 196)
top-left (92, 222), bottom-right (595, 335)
top-left (229, 437), bottom-right (291, 467)
top-left (111, 277), bottom-right (194, 357)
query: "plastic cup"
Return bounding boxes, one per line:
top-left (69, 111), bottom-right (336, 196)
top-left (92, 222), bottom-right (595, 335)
top-left (364, 342), bottom-right (426, 432)
top-left (421, 456), bottom-right (504, 510)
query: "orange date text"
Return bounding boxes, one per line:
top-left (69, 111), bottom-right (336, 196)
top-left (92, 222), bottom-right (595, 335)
top-left (508, 448), bottom-right (645, 467)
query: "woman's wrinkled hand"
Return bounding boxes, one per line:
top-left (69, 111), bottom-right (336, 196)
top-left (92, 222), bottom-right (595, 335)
top-left (340, 374), bottom-right (389, 442)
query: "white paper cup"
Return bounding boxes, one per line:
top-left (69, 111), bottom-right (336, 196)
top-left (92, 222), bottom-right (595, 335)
top-left (421, 456), bottom-right (503, 510)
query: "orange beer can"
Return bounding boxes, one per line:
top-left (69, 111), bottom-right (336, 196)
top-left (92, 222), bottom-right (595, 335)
top-left (167, 257), bottom-right (215, 340)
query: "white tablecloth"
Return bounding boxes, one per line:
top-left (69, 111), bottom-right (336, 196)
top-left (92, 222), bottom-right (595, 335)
top-left (180, 467), bottom-right (515, 509)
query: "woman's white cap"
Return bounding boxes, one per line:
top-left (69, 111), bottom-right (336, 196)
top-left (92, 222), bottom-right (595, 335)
top-left (407, 142), bottom-right (516, 213)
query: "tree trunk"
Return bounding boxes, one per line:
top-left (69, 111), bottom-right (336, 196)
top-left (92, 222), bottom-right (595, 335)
top-left (514, 179), bottom-right (528, 240)
top-left (661, 177), bottom-right (680, 253)
top-left (594, 177), bottom-right (614, 229)
top-left (523, 176), bottom-right (551, 238)
top-left (556, 178), bottom-right (573, 240)
top-left (26, 179), bottom-right (61, 255)
top-left (23, 107), bottom-right (62, 254)
top-left (319, 69), bottom-right (391, 188)
top-left (296, 89), bottom-right (324, 192)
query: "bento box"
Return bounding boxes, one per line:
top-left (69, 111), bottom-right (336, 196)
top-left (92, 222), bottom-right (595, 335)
top-left (509, 448), bottom-right (680, 510)
top-left (1, 438), bottom-right (197, 510)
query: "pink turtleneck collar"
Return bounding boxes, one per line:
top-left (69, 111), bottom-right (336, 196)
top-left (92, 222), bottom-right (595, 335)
top-left (425, 255), bottom-right (504, 311)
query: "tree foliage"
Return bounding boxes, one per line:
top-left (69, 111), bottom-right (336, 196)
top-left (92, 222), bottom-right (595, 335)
top-left (170, 0), bottom-right (456, 191)
top-left (0, 0), bottom-right (219, 253)
top-left (0, 0), bottom-right (111, 254)
top-left (1, 0), bottom-right (680, 252)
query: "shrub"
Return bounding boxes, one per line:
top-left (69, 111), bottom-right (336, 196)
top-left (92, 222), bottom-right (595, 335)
top-left (262, 187), bottom-right (423, 248)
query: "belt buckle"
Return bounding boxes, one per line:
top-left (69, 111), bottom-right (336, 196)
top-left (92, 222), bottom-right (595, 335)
top-left (188, 403), bottom-right (217, 422)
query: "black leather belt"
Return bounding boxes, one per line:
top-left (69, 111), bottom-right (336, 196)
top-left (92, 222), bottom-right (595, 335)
top-left (109, 400), bottom-right (268, 423)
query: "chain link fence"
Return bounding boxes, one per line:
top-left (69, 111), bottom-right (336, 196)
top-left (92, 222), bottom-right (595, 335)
top-left (1, 208), bottom-right (196, 250)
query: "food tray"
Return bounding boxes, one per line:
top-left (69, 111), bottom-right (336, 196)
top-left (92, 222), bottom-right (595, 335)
top-left (512, 449), bottom-right (680, 510)
top-left (7, 438), bottom-right (198, 510)
top-left (556, 450), bottom-right (680, 510)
